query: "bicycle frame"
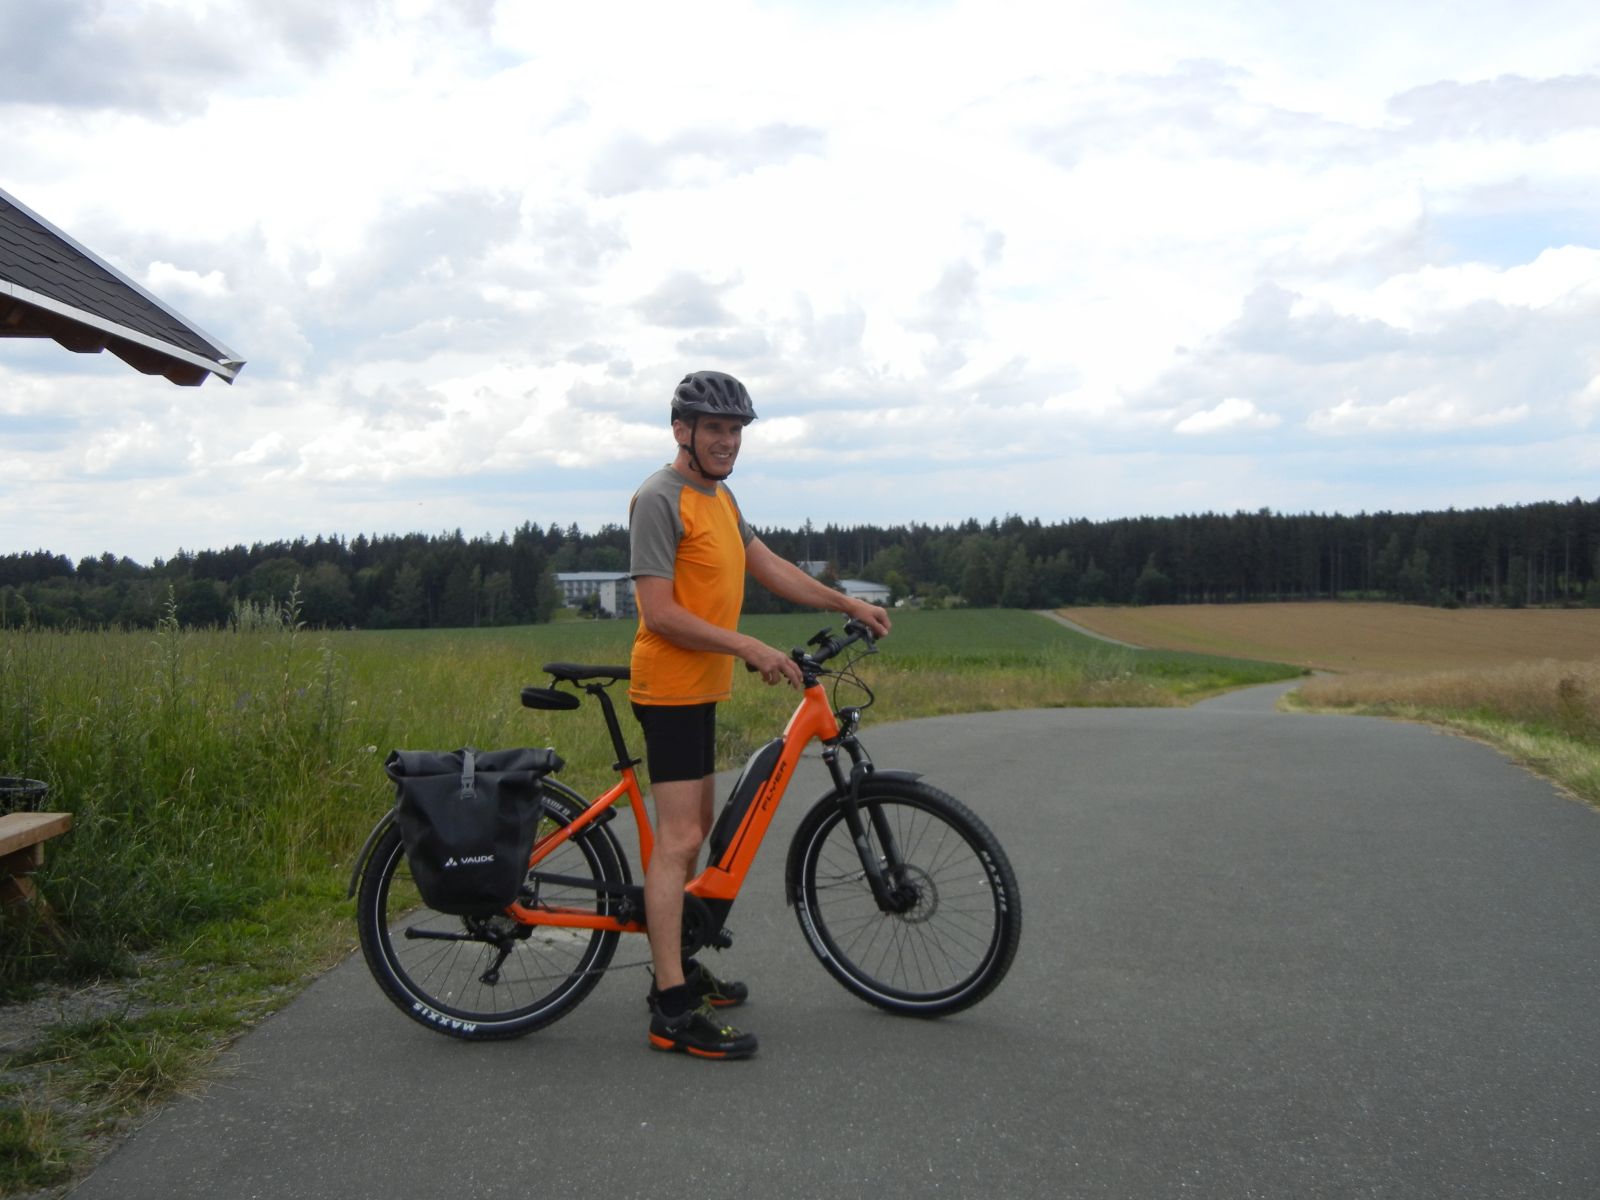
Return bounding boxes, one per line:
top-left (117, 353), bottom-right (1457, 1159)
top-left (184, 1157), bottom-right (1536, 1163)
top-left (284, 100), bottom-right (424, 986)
top-left (506, 670), bottom-right (862, 935)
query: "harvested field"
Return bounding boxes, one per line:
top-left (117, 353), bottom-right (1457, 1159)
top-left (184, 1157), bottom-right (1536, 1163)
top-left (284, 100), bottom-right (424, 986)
top-left (1055, 603), bottom-right (1600, 674)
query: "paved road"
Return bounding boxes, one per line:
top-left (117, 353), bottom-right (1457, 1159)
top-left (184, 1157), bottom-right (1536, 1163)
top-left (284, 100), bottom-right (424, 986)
top-left (70, 684), bottom-right (1600, 1199)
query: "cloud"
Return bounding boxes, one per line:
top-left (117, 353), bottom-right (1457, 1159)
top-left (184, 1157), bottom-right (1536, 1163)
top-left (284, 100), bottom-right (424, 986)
top-left (0, 0), bottom-right (391, 119)
top-left (229, 432), bottom-right (296, 469)
top-left (145, 261), bottom-right (229, 299)
top-left (1308, 393), bottom-right (1531, 434)
top-left (1227, 285), bottom-right (1410, 363)
top-left (588, 123), bottom-right (826, 196)
top-left (1028, 59), bottom-right (1366, 172)
top-left (1175, 398), bottom-right (1281, 436)
top-left (1390, 72), bottom-right (1600, 140)
top-left (634, 271), bottom-right (735, 329)
top-left (675, 328), bottom-right (773, 361)
top-left (0, 0), bottom-right (245, 117)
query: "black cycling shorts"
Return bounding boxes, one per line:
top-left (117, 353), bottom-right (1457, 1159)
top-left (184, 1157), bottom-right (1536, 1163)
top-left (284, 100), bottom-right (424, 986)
top-left (631, 702), bottom-right (717, 784)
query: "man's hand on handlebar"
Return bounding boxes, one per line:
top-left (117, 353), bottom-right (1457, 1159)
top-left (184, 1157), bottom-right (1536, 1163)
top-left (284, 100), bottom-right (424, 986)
top-left (847, 600), bottom-right (892, 640)
top-left (742, 638), bottom-right (805, 690)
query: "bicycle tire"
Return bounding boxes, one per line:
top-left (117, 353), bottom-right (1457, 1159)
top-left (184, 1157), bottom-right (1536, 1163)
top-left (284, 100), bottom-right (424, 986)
top-left (789, 777), bottom-right (1021, 1016)
top-left (355, 781), bottom-right (625, 1040)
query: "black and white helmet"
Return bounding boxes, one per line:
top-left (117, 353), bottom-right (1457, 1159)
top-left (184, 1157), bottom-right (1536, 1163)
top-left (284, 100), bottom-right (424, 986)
top-left (670, 370), bottom-right (757, 425)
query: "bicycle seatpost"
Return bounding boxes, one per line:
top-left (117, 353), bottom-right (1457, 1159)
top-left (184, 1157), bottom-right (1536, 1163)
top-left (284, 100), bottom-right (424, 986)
top-left (585, 682), bottom-right (642, 772)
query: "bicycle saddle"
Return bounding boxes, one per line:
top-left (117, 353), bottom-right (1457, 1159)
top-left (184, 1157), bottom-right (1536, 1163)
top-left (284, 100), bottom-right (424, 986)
top-left (541, 662), bottom-right (631, 683)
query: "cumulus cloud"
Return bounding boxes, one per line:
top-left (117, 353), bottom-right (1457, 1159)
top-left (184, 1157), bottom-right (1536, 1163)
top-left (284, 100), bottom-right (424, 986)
top-left (145, 261), bottom-right (229, 299)
top-left (634, 271), bottom-right (735, 329)
top-left (1175, 398), bottom-right (1281, 435)
top-left (0, 0), bottom-right (406, 119)
top-left (1308, 393), bottom-right (1531, 434)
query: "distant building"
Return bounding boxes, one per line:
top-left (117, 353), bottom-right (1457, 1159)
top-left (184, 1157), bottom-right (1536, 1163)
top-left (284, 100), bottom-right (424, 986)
top-left (555, 571), bottom-right (636, 619)
top-left (794, 560), bottom-right (889, 605)
top-left (837, 579), bottom-right (891, 605)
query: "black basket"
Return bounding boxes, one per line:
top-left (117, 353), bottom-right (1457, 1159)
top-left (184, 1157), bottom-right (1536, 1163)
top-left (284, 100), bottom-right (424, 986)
top-left (0, 777), bottom-right (49, 815)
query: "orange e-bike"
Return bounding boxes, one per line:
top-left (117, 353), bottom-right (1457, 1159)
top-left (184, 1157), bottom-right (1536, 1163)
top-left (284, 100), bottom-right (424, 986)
top-left (351, 619), bottom-right (1021, 1041)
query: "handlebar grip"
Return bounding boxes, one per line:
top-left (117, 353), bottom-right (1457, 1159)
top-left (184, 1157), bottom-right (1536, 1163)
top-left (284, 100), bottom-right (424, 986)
top-left (842, 617), bottom-right (876, 645)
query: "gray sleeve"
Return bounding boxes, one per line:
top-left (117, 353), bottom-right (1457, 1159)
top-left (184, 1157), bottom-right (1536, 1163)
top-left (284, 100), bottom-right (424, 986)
top-left (629, 472), bottom-right (683, 579)
top-left (724, 485), bottom-right (754, 545)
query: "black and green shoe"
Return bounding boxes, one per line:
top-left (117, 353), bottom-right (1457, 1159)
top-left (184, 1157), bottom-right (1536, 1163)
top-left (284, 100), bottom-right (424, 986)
top-left (684, 958), bottom-right (749, 1009)
top-left (647, 1001), bottom-right (758, 1059)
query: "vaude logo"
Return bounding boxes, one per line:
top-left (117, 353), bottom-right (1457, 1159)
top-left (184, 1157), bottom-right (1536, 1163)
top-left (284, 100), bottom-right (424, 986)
top-left (442, 854), bottom-right (495, 869)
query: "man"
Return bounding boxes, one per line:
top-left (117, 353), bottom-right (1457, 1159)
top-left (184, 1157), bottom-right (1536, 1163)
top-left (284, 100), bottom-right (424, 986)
top-left (629, 370), bottom-right (892, 1059)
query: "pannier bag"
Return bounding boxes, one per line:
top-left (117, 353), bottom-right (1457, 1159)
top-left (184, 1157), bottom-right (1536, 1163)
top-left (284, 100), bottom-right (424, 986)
top-left (384, 747), bottom-right (564, 916)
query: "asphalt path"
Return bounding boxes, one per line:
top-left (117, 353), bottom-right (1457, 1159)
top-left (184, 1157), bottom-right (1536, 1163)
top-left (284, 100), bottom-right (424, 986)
top-left (70, 683), bottom-right (1600, 1199)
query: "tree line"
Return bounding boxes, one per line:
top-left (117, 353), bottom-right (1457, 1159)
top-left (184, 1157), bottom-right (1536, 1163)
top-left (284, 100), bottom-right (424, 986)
top-left (3, 498), bottom-right (1598, 630)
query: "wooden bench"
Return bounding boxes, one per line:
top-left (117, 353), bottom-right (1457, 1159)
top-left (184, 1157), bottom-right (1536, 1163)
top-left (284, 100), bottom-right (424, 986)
top-left (0, 811), bottom-right (73, 916)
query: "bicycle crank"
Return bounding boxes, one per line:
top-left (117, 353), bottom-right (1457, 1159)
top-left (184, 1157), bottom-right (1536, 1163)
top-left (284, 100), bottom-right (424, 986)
top-left (680, 892), bottom-right (734, 956)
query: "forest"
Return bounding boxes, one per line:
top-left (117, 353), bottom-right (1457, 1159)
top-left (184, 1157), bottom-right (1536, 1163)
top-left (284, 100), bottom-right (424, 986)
top-left (2, 497), bottom-right (1598, 630)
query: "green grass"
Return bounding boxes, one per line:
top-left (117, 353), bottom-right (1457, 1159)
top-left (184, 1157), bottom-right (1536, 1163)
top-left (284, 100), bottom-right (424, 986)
top-left (1, 606), bottom-right (1295, 994)
top-left (0, 606), bottom-right (1297, 1196)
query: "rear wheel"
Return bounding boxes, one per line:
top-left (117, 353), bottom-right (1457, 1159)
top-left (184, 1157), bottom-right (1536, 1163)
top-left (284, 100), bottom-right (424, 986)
top-left (791, 778), bottom-right (1020, 1016)
top-left (355, 784), bottom-right (624, 1040)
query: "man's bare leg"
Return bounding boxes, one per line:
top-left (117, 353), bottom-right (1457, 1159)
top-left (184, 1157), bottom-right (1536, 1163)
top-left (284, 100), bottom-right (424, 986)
top-left (644, 774), bottom-right (715, 991)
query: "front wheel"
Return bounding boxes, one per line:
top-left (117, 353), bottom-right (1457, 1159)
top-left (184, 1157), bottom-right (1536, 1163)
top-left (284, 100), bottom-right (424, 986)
top-left (789, 778), bottom-right (1021, 1016)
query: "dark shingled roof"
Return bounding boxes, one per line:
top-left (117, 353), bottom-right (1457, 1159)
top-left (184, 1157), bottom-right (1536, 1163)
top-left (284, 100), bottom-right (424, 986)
top-left (0, 186), bottom-right (244, 386)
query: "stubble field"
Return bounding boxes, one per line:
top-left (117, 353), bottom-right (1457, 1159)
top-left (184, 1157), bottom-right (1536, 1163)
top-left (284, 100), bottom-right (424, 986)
top-left (1057, 602), bottom-right (1600, 674)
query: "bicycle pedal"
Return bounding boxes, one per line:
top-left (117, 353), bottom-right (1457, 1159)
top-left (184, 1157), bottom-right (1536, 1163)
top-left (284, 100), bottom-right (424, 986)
top-left (709, 927), bottom-right (734, 950)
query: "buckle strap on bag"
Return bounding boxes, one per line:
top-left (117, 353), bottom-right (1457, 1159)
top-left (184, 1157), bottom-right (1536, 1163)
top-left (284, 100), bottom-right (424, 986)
top-left (461, 748), bottom-right (476, 799)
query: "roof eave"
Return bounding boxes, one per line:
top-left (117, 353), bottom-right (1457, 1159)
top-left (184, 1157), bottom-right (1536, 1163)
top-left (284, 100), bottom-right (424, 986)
top-left (0, 281), bottom-right (244, 386)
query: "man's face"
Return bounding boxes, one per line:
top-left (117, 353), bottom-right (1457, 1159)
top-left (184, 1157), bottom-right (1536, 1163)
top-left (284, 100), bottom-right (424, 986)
top-left (678, 414), bottom-right (744, 479)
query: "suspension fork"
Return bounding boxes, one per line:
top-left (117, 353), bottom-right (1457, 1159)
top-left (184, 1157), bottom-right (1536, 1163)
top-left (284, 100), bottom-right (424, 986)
top-left (822, 734), bottom-right (913, 912)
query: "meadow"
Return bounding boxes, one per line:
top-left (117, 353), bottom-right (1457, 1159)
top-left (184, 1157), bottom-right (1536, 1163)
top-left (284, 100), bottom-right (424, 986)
top-left (0, 606), bottom-right (1294, 1194)
top-left (2, 605), bottom-right (1296, 992)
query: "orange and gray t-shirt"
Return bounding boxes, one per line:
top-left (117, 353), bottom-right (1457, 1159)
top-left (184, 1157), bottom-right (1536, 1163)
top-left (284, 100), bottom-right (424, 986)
top-left (628, 465), bottom-right (754, 706)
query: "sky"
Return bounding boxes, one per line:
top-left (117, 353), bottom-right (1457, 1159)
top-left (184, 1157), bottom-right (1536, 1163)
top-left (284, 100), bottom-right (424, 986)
top-left (2, 0), bottom-right (1598, 565)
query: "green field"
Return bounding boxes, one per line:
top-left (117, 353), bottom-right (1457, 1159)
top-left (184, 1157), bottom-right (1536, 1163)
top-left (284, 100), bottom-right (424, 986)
top-left (4, 606), bottom-right (1298, 991)
top-left (0, 608), bottom-right (1296, 1194)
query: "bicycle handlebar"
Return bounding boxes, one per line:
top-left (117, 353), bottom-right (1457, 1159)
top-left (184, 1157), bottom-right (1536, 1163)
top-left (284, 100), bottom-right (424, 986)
top-left (741, 617), bottom-right (878, 677)
top-left (797, 617), bottom-right (877, 669)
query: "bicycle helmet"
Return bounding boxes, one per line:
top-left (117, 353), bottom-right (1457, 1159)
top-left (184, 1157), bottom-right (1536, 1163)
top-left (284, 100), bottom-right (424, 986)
top-left (670, 370), bottom-right (758, 425)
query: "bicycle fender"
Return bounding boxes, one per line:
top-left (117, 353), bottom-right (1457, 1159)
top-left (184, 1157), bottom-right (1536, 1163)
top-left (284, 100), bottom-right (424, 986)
top-left (346, 809), bottom-right (397, 899)
top-left (782, 769), bottom-right (922, 906)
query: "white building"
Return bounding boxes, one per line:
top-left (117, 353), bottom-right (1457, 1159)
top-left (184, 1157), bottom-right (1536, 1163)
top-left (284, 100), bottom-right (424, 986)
top-left (796, 560), bottom-right (891, 605)
top-left (554, 571), bottom-right (636, 619)
top-left (837, 579), bottom-right (892, 605)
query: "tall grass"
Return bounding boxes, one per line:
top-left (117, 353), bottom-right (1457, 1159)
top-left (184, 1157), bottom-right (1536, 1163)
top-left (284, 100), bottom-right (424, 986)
top-left (0, 608), bottom-right (1297, 997)
top-left (0, 602), bottom-right (379, 990)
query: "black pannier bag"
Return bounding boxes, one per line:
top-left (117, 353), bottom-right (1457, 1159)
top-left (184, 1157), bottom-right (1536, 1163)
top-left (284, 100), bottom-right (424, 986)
top-left (384, 747), bottom-right (564, 916)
